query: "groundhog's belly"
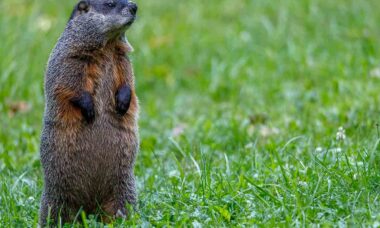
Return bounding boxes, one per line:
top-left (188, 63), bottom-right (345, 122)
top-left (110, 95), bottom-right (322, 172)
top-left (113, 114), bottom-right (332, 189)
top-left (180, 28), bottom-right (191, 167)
top-left (41, 115), bottom-right (137, 208)
top-left (81, 117), bottom-right (136, 195)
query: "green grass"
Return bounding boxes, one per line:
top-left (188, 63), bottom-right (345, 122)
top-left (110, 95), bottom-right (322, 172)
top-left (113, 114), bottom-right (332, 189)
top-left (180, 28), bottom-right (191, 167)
top-left (1, 0), bottom-right (380, 226)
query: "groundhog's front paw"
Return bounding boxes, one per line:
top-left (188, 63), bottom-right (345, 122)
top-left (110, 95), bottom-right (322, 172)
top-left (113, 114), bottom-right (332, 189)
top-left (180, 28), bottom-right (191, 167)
top-left (71, 92), bottom-right (95, 123)
top-left (115, 84), bottom-right (132, 116)
top-left (82, 103), bottom-right (95, 123)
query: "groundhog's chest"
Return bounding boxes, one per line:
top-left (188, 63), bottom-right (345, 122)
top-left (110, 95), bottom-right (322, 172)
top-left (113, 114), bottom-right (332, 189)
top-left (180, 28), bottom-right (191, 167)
top-left (92, 63), bottom-right (120, 114)
top-left (91, 58), bottom-right (135, 115)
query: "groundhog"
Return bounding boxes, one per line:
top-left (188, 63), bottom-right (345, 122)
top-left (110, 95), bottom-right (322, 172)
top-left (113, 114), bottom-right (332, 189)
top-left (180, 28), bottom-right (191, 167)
top-left (39, 0), bottom-right (139, 225)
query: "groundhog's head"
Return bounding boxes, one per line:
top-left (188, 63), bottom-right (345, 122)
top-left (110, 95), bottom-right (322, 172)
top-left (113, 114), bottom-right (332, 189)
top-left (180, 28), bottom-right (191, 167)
top-left (70, 0), bottom-right (138, 35)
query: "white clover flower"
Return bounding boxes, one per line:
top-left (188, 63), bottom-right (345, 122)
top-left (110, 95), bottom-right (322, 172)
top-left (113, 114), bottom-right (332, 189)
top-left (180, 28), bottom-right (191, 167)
top-left (336, 126), bottom-right (346, 141)
top-left (315, 147), bottom-right (323, 153)
top-left (370, 67), bottom-right (380, 78)
top-left (36, 16), bottom-right (52, 32)
top-left (168, 170), bottom-right (180, 178)
top-left (192, 220), bottom-right (202, 228)
top-left (329, 147), bottom-right (342, 153)
top-left (245, 142), bottom-right (254, 149)
top-left (27, 196), bottom-right (35, 203)
top-left (240, 31), bottom-right (251, 43)
top-left (298, 181), bottom-right (308, 188)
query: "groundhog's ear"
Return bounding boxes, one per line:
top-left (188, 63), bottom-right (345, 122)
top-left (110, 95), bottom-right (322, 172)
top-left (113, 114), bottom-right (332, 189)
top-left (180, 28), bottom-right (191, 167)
top-left (77, 1), bottom-right (90, 13)
top-left (69, 1), bottom-right (90, 20)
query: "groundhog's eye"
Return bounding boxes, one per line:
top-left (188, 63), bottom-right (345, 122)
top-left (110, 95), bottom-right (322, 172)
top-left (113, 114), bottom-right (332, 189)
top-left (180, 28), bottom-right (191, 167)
top-left (104, 1), bottom-right (116, 8)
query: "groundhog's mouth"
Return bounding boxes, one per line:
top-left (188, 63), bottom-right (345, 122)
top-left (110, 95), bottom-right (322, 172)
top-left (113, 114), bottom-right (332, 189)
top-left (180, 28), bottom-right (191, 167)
top-left (124, 20), bottom-right (133, 26)
top-left (109, 17), bottom-right (135, 38)
top-left (124, 16), bottom-right (136, 27)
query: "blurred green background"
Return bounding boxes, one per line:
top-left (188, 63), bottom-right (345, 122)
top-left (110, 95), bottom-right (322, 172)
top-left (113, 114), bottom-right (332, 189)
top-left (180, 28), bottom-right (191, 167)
top-left (1, 0), bottom-right (380, 226)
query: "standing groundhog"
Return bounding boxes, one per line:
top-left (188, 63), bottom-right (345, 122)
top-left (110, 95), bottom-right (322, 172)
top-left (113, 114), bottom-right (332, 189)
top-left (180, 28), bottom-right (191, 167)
top-left (39, 0), bottom-right (139, 225)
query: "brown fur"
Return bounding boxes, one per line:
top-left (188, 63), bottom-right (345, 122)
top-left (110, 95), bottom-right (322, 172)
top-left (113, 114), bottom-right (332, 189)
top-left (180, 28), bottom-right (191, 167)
top-left (42, 38), bottom-right (138, 227)
top-left (54, 86), bottom-right (83, 123)
top-left (54, 40), bottom-right (137, 125)
top-left (40, 2), bottom-right (140, 224)
top-left (112, 41), bottom-right (138, 124)
top-left (84, 59), bottom-right (103, 93)
top-left (89, 40), bottom-right (138, 124)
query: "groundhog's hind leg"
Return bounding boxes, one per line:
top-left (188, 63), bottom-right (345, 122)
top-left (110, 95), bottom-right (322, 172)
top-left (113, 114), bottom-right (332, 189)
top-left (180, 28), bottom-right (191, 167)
top-left (125, 173), bottom-right (137, 206)
top-left (39, 194), bottom-right (64, 226)
top-left (39, 193), bottom-right (51, 226)
top-left (39, 192), bottom-right (77, 226)
top-left (101, 173), bottom-right (137, 221)
top-left (101, 198), bottom-right (127, 223)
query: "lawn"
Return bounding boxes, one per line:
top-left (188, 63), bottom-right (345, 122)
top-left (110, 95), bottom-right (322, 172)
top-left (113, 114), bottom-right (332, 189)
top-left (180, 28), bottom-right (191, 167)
top-left (1, 0), bottom-right (380, 226)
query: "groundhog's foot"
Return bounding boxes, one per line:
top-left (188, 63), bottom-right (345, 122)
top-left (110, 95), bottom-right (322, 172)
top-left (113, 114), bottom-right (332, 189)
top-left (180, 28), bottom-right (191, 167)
top-left (101, 200), bottom-right (128, 223)
top-left (115, 209), bottom-right (127, 219)
top-left (71, 91), bottom-right (95, 123)
top-left (101, 209), bottom-right (126, 224)
top-left (115, 84), bottom-right (131, 116)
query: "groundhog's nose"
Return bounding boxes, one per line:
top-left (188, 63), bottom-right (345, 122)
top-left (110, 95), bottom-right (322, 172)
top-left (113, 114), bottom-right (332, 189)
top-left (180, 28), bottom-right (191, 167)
top-left (128, 2), bottom-right (138, 16)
